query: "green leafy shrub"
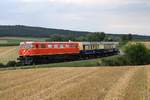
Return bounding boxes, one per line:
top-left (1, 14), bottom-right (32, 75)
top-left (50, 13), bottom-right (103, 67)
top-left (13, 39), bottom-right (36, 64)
top-left (124, 43), bottom-right (150, 65)
top-left (0, 63), bottom-right (5, 68)
top-left (101, 43), bottom-right (150, 66)
top-left (6, 61), bottom-right (17, 67)
top-left (101, 56), bottom-right (129, 66)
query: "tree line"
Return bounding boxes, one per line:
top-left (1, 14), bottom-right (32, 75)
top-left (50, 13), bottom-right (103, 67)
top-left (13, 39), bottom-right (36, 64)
top-left (0, 25), bottom-right (149, 41)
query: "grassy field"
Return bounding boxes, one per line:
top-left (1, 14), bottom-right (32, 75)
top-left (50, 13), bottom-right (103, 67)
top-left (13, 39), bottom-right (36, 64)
top-left (0, 46), bottom-right (18, 64)
top-left (0, 65), bottom-right (149, 100)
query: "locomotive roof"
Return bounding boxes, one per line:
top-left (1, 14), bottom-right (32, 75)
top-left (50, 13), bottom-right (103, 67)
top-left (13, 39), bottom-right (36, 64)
top-left (20, 41), bottom-right (119, 45)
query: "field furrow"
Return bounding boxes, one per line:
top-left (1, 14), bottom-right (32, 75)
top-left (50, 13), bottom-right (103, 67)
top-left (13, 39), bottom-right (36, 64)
top-left (0, 68), bottom-right (73, 91)
top-left (45, 67), bottom-right (130, 100)
top-left (146, 66), bottom-right (150, 100)
top-left (0, 68), bottom-right (92, 100)
top-left (28, 68), bottom-right (99, 100)
top-left (122, 66), bottom-right (147, 100)
top-left (104, 67), bottom-right (140, 100)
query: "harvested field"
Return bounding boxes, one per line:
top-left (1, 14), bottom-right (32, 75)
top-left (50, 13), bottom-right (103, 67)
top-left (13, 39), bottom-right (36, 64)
top-left (0, 46), bottom-right (18, 64)
top-left (129, 41), bottom-right (150, 49)
top-left (141, 42), bottom-right (150, 49)
top-left (0, 65), bottom-right (150, 100)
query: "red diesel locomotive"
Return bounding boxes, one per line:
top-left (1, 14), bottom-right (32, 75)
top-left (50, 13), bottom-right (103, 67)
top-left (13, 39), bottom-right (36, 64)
top-left (18, 41), bottom-right (80, 64)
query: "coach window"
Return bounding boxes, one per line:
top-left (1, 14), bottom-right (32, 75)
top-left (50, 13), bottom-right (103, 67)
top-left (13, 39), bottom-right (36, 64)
top-left (48, 44), bottom-right (52, 48)
top-left (54, 44), bottom-right (58, 48)
top-left (41, 44), bottom-right (46, 48)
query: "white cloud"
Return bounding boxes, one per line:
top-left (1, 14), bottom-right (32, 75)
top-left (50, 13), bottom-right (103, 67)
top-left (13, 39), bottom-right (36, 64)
top-left (0, 0), bottom-right (150, 35)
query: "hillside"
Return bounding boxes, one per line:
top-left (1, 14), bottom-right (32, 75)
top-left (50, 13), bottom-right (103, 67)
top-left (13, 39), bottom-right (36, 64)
top-left (0, 25), bottom-right (89, 37)
top-left (0, 25), bottom-right (149, 41)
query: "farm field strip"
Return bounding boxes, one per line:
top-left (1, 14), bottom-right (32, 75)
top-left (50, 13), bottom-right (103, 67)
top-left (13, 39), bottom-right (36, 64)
top-left (0, 47), bottom-right (17, 56)
top-left (22, 68), bottom-right (98, 100)
top-left (28, 68), bottom-right (99, 100)
top-left (122, 67), bottom-right (147, 100)
top-left (0, 67), bottom-right (130, 100)
top-left (0, 68), bottom-right (75, 93)
top-left (43, 67), bottom-right (130, 100)
top-left (0, 68), bottom-right (94, 100)
top-left (0, 46), bottom-right (18, 64)
top-left (0, 68), bottom-right (73, 91)
top-left (0, 66), bottom-right (150, 100)
top-left (104, 67), bottom-right (140, 100)
top-left (146, 67), bottom-right (150, 99)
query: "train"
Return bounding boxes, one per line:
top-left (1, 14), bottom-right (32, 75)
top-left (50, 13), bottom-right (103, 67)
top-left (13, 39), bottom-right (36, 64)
top-left (18, 41), bottom-right (120, 65)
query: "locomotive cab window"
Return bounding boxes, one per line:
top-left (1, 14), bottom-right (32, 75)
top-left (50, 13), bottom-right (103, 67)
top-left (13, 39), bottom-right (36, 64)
top-left (25, 44), bottom-right (33, 49)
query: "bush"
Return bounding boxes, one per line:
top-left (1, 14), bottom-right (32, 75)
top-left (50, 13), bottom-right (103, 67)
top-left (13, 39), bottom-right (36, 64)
top-left (101, 56), bottom-right (129, 66)
top-left (0, 63), bottom-right (5, 68)
top-left (101, 43), bottom-right (150, 66)
top-left (124, 43), bottom-right (150, 65)
top-left (6, 61), bottom-right (17, 67)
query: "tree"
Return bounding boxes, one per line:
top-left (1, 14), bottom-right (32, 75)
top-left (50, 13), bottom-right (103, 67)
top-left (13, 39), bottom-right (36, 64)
top-left (121, 33), bottom-right (133, 42)
top-left (87, 32), bottom-right (106, 41)
top-left (128, 33), bottom-right (133, 41)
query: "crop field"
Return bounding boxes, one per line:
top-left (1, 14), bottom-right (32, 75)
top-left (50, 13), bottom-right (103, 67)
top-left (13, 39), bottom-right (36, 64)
top-left (130, 41), bottom-right (150, 49)
top-left (0, 46), bottom-right (18, 64)
top-left (0, 65), bottom-right (149, 100)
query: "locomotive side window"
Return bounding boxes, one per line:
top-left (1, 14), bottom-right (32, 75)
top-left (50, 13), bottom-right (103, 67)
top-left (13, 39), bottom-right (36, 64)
top-left (60, 44), bottom-right (63, 48)
top-left (54, 44), bottom-right (58, 48)
top-left (69, 44), bottom-right (73, 48)
top-left (65, 44), bottom-right (69, 48)
top-left (74, 44), bottom-right (78, 48)
top-left (35, 44), bottom-right (39, 48)
top-left (48, 44), bottom-right (52, 48)
top-left (41, 44), bottom-right (46, 48)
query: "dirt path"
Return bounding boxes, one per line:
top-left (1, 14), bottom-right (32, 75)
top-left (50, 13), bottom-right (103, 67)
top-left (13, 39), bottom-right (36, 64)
top-left (104, 67), bottom-right (140, 100)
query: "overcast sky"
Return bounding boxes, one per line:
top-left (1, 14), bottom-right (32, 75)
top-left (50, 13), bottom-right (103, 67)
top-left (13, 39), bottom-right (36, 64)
top-left (0, 0), bottom-right (150, 35)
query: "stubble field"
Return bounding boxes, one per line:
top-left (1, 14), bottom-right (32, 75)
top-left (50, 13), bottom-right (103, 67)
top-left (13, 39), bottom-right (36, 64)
top-left (0, 46), bottom-right (18, 64)
top-left (0, 65), bottom-right (150, 100)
